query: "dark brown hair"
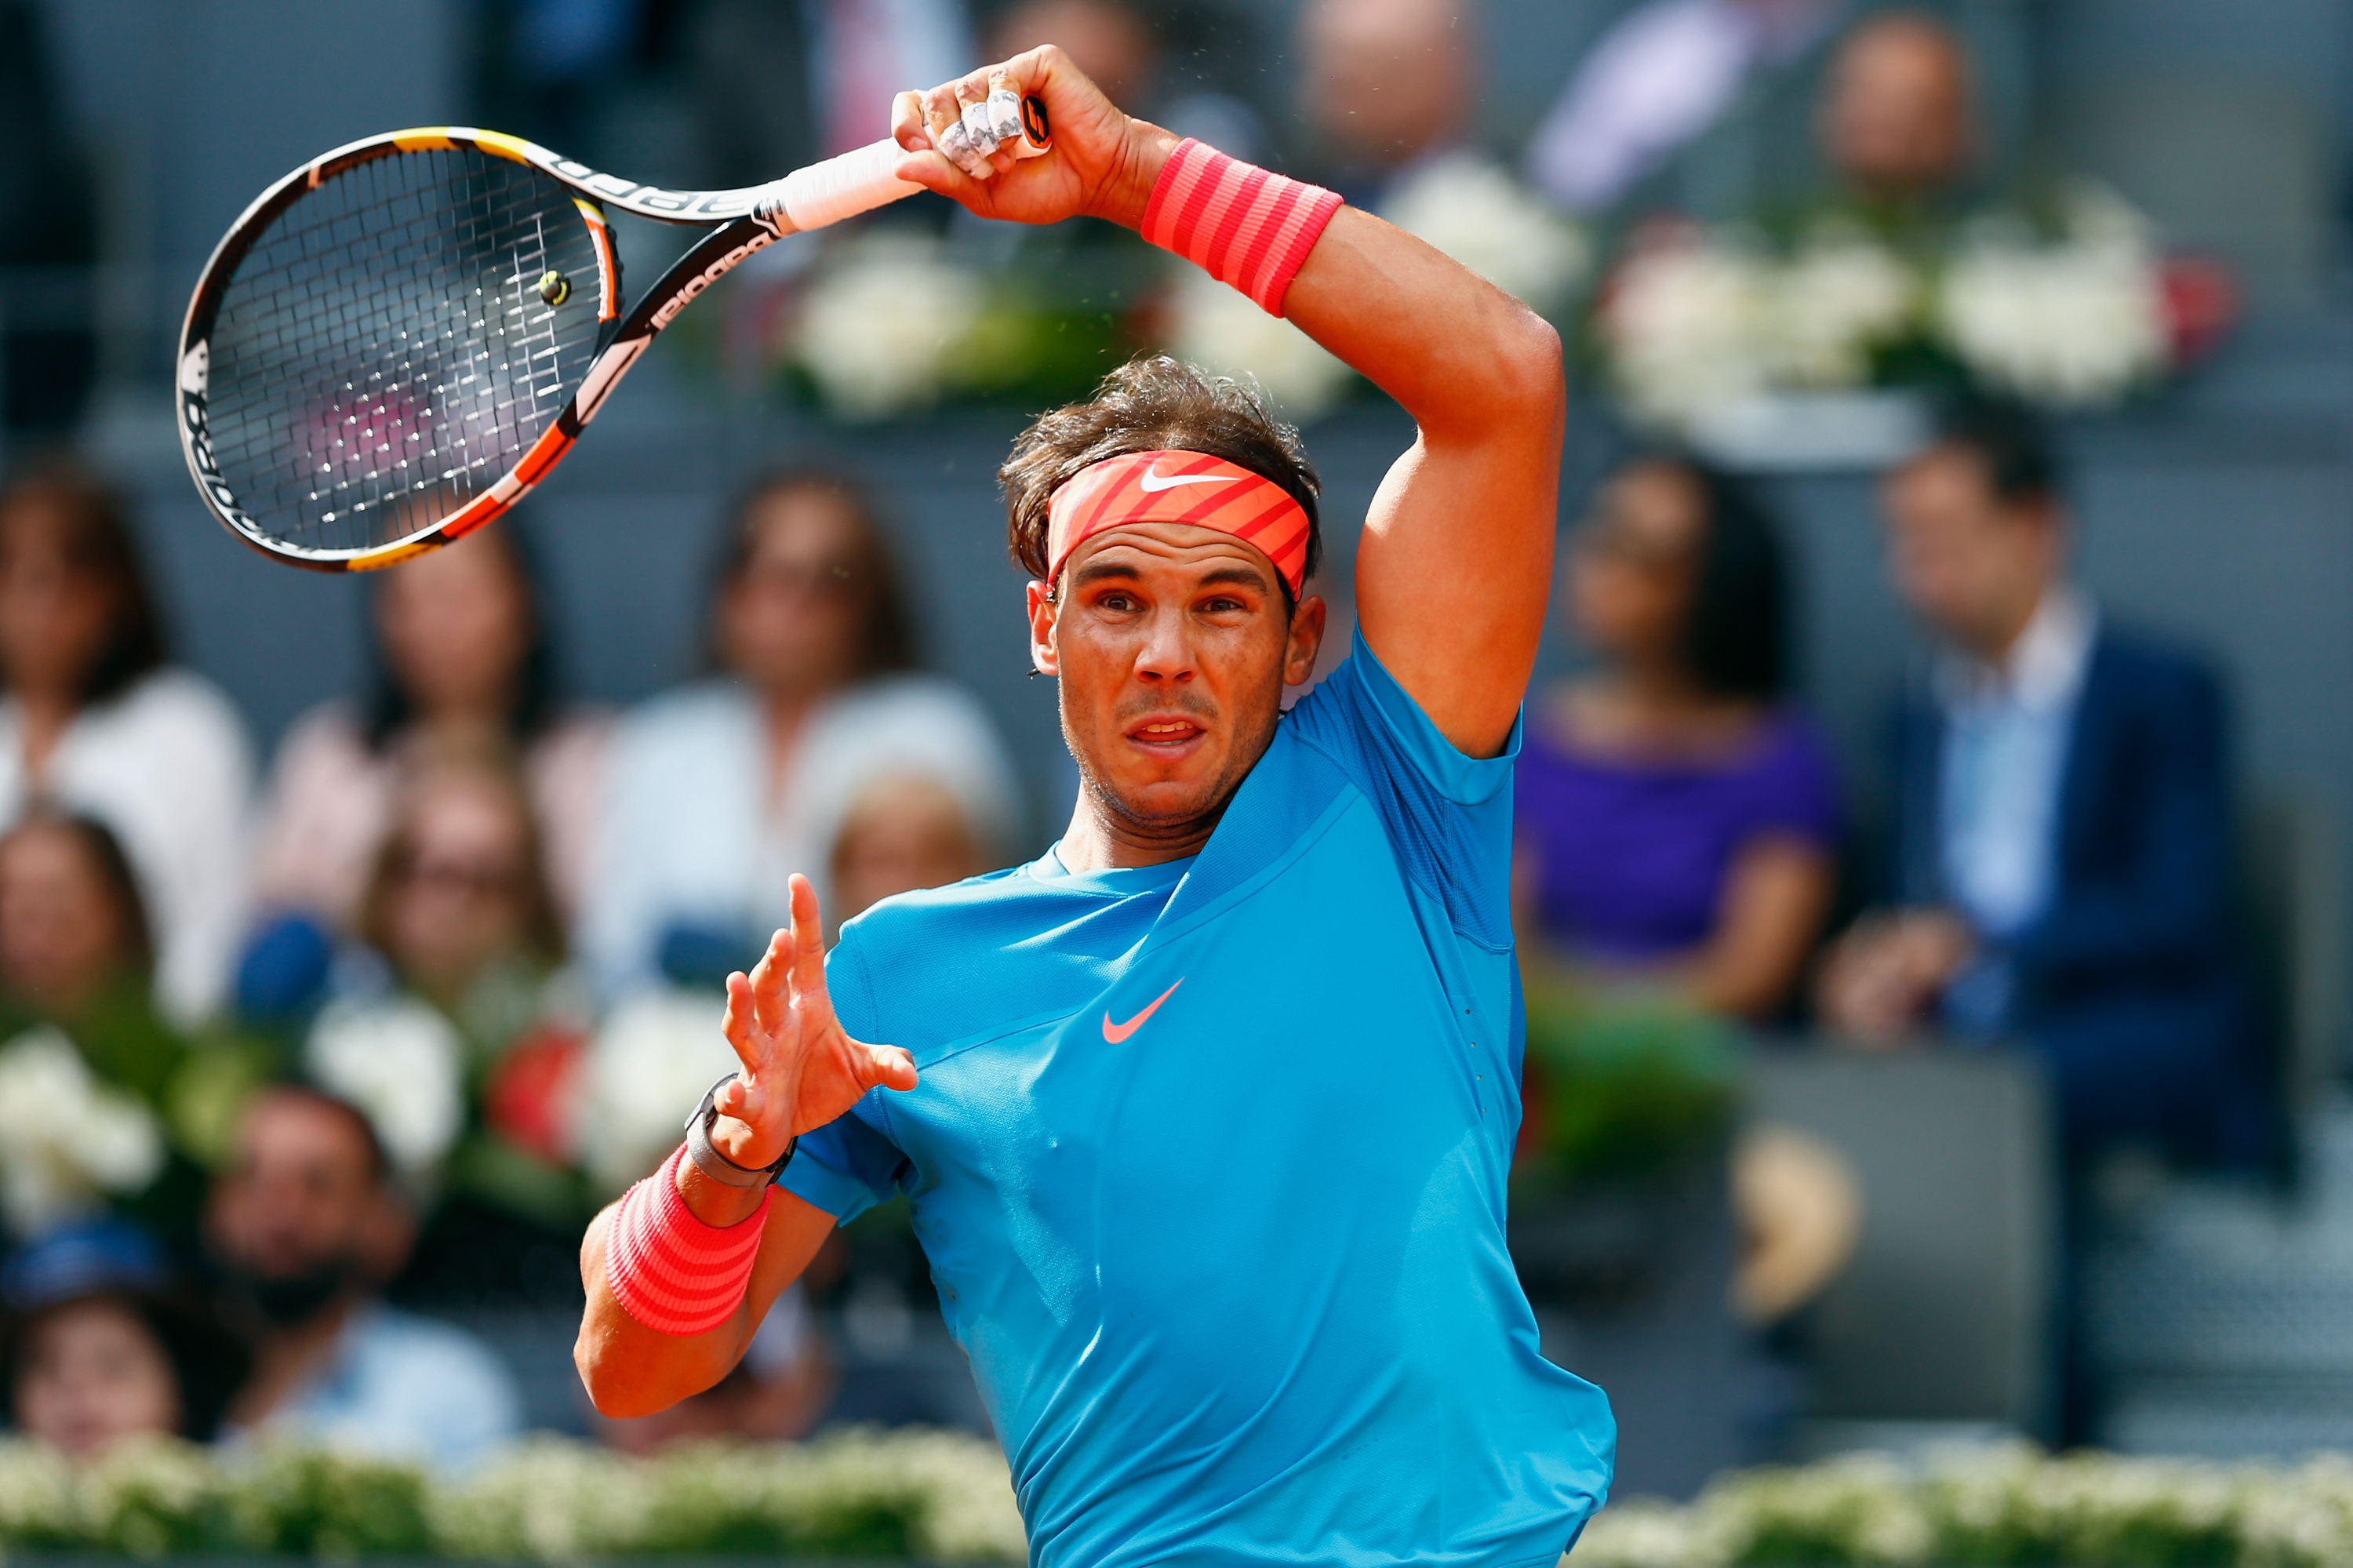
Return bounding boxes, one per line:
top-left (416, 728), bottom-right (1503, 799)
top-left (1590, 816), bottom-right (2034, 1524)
top-left (0, 810), bottom-right (155, 977)
top-left (709, 468), bottom-right (915, 678)
top-left (0, 459), bottom-right (168, 704)
top-left (1001, 355), bottom-right (1323, 605)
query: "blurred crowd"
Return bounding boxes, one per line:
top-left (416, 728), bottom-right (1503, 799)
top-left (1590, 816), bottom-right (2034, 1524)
top-left (0, 0), bottom-right (2292, 1486)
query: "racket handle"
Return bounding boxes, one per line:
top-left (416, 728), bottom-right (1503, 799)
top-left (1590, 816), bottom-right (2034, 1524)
top-left (765, 94), bottom-right (1052, 234)
top-left (771, 139), bottom-right (922, 232)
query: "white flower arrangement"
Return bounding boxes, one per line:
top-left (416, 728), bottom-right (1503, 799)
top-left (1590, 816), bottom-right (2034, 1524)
top-left (1595, 232), bottom-right (1777, 429)
top-left (1378, 151), bottom-right (1591, 317)
top-left (1596, 184), bottom-right (2181, 433)
top-left (794, 232), bottom-right (988, 420)
top-left (1936, 184), bottom-right (2169, 410)
top-left (1763, 235), bottom-right (1920, 389)
top-left (1164, 269), bottom-right (1355, 420)
top-left (0, 1428), bottom-right (1027, 1562)
top-left (22, 1433), bottom-right (2353, 1565)
top-left (0, 1027), bottom-right (165, 1237)
top-left (579, 986), bottom-right (737, 1196)
top-left (302, 997), bottom-right (464, 1179)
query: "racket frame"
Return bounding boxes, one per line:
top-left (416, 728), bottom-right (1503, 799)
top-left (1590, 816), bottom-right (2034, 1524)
top-left (179, 125), bottom-right (975, 570)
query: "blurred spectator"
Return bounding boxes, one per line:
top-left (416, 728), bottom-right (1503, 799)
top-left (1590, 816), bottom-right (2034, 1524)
top-left (208, 1084), bottom-right (521, 1468)
top-left (1817, 9), bottom-right (1974, 213)
top-left (0, 462), bottom-right (252, 1025)
top-left (983, 0), bottom-right (1270, 158)
top-left (249, 521), bottom-right (607, 940)
top-left (1525, 0), bottom-right (1836, 213)
top-left (482, 0), bottom-right (973, 188)
top-left (1816, 402), bottom-right (2262, 1167)
top-left (314, 756), bottom-right (591, 1305)
top-left (0, 805), bottom-right (253, 1261)
top-left (598, 1286), bottom-right (831, 1452)
top-left (830, 772), bottom-right (991, 934)
top-left (0, 0), bottom-right (99, 435)
top-left (1515, 457), bottom-right (1838, 1021)
top-left (1296, 0), bottom-right (1475, 204)
top-left (584, 471), bottom-right (1018, 995)
top-left (0, 1219), bottom-right (248, 1458)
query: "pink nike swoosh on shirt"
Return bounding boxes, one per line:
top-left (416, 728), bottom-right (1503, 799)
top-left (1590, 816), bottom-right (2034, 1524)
top-left (1102, 980), bottom-right (1184, 1043)
top-left (1136, 467), bottom-right (1235, 493)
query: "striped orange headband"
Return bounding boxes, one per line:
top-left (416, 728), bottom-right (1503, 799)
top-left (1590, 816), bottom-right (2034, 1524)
top-left (1046, 450), bottom-right (1311, 600)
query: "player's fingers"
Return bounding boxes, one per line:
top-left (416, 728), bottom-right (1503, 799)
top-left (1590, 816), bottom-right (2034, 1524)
top-left (920, 83), bottom-right (963, 143)
top-left (748, 926), bottom-right (791, 1034)
top-left (787, 873), bottom-right (828, 999)
top-left (892, 146), bottom-right (987, 203)
top-left (714, 1073), bottom-right (760, 1123)
top-left (722, 970), bottom-right (764, 1071)
top-left (891, 89), bottom-right (933, 151)
top-left (862, 1042), bottom-right (919, 1093)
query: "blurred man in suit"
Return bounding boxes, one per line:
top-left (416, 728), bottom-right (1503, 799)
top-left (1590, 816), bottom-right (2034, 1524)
top-left (1818, 400), bottom-right (2267, 1173)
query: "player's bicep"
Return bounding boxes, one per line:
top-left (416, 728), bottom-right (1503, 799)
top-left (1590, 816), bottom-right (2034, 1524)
top-left (1354, 396), bottom-right (1562, 760)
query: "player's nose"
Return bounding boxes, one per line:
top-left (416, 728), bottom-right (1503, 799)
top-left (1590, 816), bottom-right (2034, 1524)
top-left (1132, 606), bottom-right (1198, 682)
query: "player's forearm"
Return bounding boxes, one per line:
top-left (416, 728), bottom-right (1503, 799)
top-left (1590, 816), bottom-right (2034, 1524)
top-left (573, 1203), bottom-right (755, 1417)
top-left (1282, 209), bottom-right (1566, 449)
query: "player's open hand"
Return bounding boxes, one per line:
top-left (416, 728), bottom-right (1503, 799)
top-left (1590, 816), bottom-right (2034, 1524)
top-left (710, 873), bottom-right (916, 1170)
top-left (890, 45), bottom-right (1177, 231)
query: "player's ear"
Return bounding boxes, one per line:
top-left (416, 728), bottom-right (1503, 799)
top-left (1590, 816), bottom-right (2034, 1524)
top-left (1282, 593), bottom-right (1328, 686)
top-left (1027, 578), bottom-right (1060, 676)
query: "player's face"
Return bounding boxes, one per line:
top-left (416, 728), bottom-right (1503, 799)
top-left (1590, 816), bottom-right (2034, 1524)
top-left (1032, 524), bottom-right (1325, 836)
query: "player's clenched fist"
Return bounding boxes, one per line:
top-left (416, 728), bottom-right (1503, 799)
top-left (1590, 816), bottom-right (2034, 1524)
top-left (708, 872), bottom-right (917, 1171)
top-left (889, 45), bottom-right (1179, 231)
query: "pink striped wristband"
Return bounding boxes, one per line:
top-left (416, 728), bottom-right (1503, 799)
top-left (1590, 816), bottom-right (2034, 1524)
top-left (1140, 139), bottom-right (1343, 318)
top-left (606, 1144), bottom-right (773, 1337)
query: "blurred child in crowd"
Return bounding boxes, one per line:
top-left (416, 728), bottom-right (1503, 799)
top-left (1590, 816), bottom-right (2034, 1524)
top-left (0, 461), bottom-right (250, 1024)
top-left (249, 518), bottom-right (606, 942)
top-left (206, 1083), bottom-right (519, 1467)
top-left (829, 773), bottom-right (990, 934)
top-left (1, 1219), bottom-right (248, 1459)
top-left (1515, 456), bottom-right (1838, 1022)
top-left (584, 469), bottom-right (1016, 996)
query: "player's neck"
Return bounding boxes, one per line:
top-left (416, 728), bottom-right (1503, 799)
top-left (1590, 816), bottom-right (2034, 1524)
top-left (1057, 791), bottom-right (1219, 871)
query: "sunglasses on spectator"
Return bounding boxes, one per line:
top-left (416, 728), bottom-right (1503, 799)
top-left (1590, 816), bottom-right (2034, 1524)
top-left (736, 556), bottom-right (865, 602)
top-left (390, 853), bottom-right (526, 897)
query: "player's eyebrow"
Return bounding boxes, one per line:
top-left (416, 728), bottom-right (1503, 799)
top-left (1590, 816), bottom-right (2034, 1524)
top-left (1195, 566), bottom-right (1272, 594)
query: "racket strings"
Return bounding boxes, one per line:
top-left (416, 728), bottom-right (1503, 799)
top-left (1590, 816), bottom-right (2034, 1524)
top-left (202, 147), bottom-right (604, 555)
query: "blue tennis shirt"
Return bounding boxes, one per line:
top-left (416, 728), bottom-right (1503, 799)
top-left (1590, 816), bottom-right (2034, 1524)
top-left (783, 629), bottom-right (1614, 1566)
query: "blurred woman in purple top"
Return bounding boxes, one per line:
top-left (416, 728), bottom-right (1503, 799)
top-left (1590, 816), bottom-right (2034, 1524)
top-left (1516, 456), bottom-right (1841, 1020)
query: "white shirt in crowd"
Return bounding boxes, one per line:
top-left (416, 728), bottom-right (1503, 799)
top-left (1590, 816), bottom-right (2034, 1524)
top-left (1936, 584), bottom-right (2098, 939)
top-left (583, 674), bottom-right (1020, 996)
top-left (1526, 0), bottom-right (1835, 213)
top-left (249, 701), bottom-right (611, 931)
top-left (0, 668), bottom-right (253, 1024)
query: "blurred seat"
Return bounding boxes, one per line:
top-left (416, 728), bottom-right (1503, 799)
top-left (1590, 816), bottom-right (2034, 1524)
top-left (1744, 1047), bottom-right (2055, 1442)
top-left (2236, 791), bottom-right (2347, 1143)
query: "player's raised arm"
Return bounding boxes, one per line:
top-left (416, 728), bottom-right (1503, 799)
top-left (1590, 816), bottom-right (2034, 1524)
top-left (895, 45), bottom-right (1562, 759)
top-left (575, 876), bottom-right (916, 1417)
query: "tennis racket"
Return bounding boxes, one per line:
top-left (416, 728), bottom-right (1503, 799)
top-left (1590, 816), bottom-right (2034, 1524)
top-left (177, 93), bottom-right (1052, 571)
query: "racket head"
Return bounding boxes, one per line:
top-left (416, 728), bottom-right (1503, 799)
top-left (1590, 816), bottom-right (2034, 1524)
top-left (178, 130), bottom-right (620, 571)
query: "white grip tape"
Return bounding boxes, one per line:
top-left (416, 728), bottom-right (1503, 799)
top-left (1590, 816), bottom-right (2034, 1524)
top-left (774, 139), bottom-right (921, 232)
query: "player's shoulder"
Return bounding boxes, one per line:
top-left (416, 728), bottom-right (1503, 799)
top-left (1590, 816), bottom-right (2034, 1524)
top-left (835, 861), bottom-right (1046, 959)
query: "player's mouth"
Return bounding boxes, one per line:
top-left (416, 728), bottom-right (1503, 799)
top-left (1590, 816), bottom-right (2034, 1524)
top-left (1126, 715), bottom-right (1209, 755)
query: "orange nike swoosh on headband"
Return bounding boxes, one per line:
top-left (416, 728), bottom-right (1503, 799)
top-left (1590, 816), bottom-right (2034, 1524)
top-left (1137, 467), bottom-right (1234, 493)
top-left (1102, 979), bottom-right (1184, 1043)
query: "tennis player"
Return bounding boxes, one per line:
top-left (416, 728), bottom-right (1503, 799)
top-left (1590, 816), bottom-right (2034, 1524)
top-left (576, 45), bottom-right (1614, 1566)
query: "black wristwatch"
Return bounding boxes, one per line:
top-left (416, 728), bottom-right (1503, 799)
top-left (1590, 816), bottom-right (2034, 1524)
top-left (685, 1073), bottom-right (795, 1188)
